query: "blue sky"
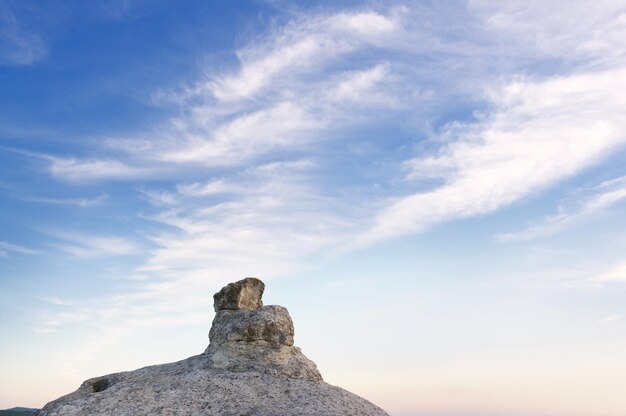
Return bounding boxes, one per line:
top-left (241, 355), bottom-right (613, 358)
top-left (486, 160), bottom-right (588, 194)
top-left (2, 1), bottom-right (626, 414)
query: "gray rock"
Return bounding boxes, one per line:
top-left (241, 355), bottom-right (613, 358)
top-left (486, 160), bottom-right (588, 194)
top-left (213, 277), bottom-right (264, 311)
top-left (209, 305), bottom-right (294, 347)
top-left (206, 342), bottom-right (322, 382)
top-left (36, 278), bottom-right (389, 416)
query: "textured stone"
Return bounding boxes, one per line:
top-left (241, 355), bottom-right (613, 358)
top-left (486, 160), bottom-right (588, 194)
top-left (36, 278), bottom-right (389, 416)
top-left (209, 305), bottom-right (294, 347)
top-left (36, 354), bottom-right (388, 415)
top-left (213, 277), bottom-right (264, 311)
top-left (205, 342), bottom-right (322, 381)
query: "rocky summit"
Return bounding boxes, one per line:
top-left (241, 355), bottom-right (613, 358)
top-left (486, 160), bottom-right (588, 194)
top-left (37, 277), bottom-right (389, 416)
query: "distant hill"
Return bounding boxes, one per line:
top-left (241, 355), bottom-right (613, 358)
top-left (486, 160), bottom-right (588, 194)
top-left (0, 408), bottom-right (38, 415)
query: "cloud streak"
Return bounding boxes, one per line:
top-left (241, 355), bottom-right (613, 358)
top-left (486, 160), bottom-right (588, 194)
top-left (497, 176), bottom-right (626, 241)
top-left (88, 8), bottom-right (410, 172)
top-left (17, 193), bottom-right (109, 208)
top-left (360, 67), bottom-right (626, 245)
top-left (49, 232), bottom-right (142, 258)
top-left (47, 157), bottom-right (160, 182)
top-left (0, 4), bottom-right (47, 66)
top-left (207, 10), bottom-right (399, 102)
top-left (0, 240), bottom-right (40, 255)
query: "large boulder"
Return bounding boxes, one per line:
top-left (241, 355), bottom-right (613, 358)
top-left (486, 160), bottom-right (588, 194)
top-left (36, 277), bottom-right (389, 416)
top-left (213, 277), bottom-right (265, 311)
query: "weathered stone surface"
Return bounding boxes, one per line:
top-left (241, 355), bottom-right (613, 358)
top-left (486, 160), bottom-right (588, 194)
top-left (213, 277), bottom-right (264, 311)
top-left (209, 305), bottom-right (294, 347)
top-left (36, 278), bottom-right (389, 416)
top-left (205, 342), bottom-right (322, 381)
top-left (36, 354), bottom-right (387, 415)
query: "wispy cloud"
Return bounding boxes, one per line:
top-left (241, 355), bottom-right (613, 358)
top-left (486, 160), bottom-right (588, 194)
top-left (34, 310), bottom-right (90, 334)
top-left (471, 0), bottom-right (626, 67)
top-left (497, 176), bottom-right (626, 242)
top-left (176, 179), bottom-right (242, 197)
top-left (139, 163), bottom-right (347, 275)
top-left (96, 0), bottom-right (135, 20)
top-left (17, 193), bottom-right (109, 208)
top-left (138, 188), bottom-right (179, 206)
top-left (0, 240), bottom-right (40, 255)
top-left (47, 157), bottom-right (159, 182)
top-left (95, 8), bottom-right (409, 170)
top-left (359, 67), bottom-right (626, 246)
top-left (538, 258), bottom-right (626, 290)
top-left (0, 4), bottom-right (47, 66)
top-left (40, 296), bottom-right (75, 307)
top-left (33, 157), bottom-right (351, 364)
top-left (206, 10), bottom-right (399, 102)
top-left (49, 232), bottom-right (142, 258)
top-left (132, 64), bottom-right (398, 167)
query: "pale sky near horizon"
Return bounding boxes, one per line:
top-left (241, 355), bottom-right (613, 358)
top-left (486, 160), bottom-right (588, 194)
top-left (1, 1), bottom-right (626, 415)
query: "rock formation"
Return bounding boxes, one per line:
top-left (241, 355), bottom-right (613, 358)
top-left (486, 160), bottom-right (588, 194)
top-left (37, 277), bottom-right (389, 415)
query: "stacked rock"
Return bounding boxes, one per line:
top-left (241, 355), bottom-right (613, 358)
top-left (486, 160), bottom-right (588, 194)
top-left (205, 277), bottom-right (322, 381)
top-left (36, 277), bottom-right (389, 416)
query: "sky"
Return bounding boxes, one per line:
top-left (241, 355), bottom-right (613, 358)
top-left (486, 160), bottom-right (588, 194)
top-left (1, 0), bottom-right (626, 414)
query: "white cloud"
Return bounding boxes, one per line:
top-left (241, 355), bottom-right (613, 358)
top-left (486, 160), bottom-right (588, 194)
top-left (251, 159), bottom-right (316, 174)
top-left (471, 0), bottom-right (626, 66)
top-left (0, 5), bottom-right (47, 66)
top-left (36, 158), bottom-right (350, 354)
top-left (41, 296), bottom-right (75, 307)
top-left (138, 188), bottom-right (179, 206)
top-left (34, 310), bottom-right (90, 334)
top-left (331, 64), bottom-right (389, 101)
top-left (497, 176), bottom-right (626, 241)
top-left (530, 257), bottom-right (626, 290)
top-left (19, 193), bottom-right (109, 207)
top-left (47, 157), bottom-right (158, 182)
top-left (176, 179), bottom-right (241, 197)
top-left (0, 240), bottom-right (40, 255)
top-left (329, 11), bottom-right (398, 36)
top-left (173, 160), bottom-right (316, 198)
top-left (359, 67), bottom-right (626, 246)
top-left (159, 101), bottom-right (323, 164)
top-left (94, 8), bottom-right (406, 170)
top-left (207, 11), bottom-right (399, 102)
top-left (49, 232), bottom-right (141, 258)
top-left (140, 172), bottom-right (345, 276)
top-left (141, 62), bottom-right (397, 167)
